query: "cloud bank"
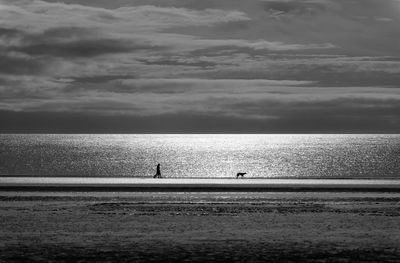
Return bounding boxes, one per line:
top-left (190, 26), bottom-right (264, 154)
top-left (0, 0), bottom-right (400, 132)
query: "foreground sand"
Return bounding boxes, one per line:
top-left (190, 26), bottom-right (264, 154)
top-left (1, 191), bottom-right (400, 262)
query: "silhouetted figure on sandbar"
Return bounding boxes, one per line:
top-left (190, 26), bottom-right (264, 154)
top-left (236, 172), bottom-right (246, 178)
top-left (154, 163), bottom-right (162, 178)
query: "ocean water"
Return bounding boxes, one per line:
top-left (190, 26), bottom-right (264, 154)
top-left (0, 134), bottom-right (399, 178)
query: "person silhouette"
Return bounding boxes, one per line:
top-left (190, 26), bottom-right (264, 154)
top-left (153, 163), bottom-right (162, 178)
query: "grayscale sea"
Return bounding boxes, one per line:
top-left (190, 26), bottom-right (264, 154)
top-left (0, 134), bottom-right (399, 178)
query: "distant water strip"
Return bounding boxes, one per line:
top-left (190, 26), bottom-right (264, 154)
top-left (1, 134), bottom-right (400, 178)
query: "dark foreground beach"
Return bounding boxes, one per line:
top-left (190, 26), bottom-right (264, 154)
top-left (1, 189), bottom-right (400, 262)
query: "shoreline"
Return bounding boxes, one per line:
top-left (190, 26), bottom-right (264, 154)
top-left (1, 177), bottom-right (400, 192)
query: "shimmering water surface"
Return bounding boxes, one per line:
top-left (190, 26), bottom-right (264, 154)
top-left (0, 134), bottom-right (399, 178)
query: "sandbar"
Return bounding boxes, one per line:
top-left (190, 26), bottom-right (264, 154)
top-left (1, 177), bottom-right (400, 192)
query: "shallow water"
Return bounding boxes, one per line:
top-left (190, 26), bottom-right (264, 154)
top-left (0, 134), bottom-right (399, 178)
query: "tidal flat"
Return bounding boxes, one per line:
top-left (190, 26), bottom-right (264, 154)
top-left (1, 192), bottom-right (400, 262)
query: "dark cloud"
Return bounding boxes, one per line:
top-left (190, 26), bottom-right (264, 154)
top-left (232, 97), bottom-right (400, 118)
top-left (5, 27), bottom-right (165, 58)
top-left (0, 54), bottom-right (48, 75)
top-left (12, 38), bottom-right (157, 58)
top-left (71, 75), bottom-right (136, 84)
top-left (62, 78), bottom-right (310, 95)
top-left (137, 58), bottom-right (217, 68)
top-left (1, 107), bottom-right (399, 133)
top-left (0, 27), bottom-right (21, 38)
top-left (40, 27), bottom-right (100, 40)
top-left (180, 53), bottom-right (400, 87)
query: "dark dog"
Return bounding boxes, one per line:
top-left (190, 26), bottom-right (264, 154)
top-left (236, 172), bottom-right (246, 178)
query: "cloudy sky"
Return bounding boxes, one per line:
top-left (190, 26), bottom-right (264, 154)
top-left (1, 0), bottom-right (400, 133)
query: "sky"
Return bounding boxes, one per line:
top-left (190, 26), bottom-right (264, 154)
top-left (0, 0), bottom-right (400, 133)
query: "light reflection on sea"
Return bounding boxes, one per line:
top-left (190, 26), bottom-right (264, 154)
top-left (0, 134), bottom-right (399, 178)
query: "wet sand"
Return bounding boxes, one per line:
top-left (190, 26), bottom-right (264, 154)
top-left (1, 191), bottom-right (400, 262)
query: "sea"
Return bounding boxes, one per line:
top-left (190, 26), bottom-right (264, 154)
top-left (0, 134), bottom-right (399, 178)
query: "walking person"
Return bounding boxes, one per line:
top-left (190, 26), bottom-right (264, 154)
top-left (153, 163), bottom-right (162, 178)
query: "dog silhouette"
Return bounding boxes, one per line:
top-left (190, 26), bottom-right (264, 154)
top-left (236, 172), bottom-right (247, 178)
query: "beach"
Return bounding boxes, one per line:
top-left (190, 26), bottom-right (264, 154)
top-left (1, 0), bottom-right (400, 260)
top-left (1, 189), bottom-right (400, 262)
